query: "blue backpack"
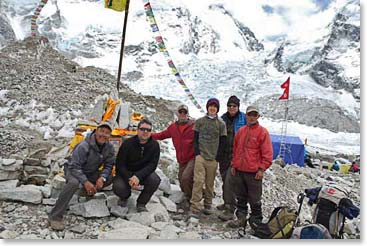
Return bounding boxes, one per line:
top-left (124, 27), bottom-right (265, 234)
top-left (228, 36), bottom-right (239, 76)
top-left (291, 224), bottom-right (332, 239)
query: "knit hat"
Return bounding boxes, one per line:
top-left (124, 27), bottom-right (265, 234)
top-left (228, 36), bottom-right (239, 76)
top-left (206, 98), bottom-right (220, 111)
top-left (227, 95), bottom-right (240, 107)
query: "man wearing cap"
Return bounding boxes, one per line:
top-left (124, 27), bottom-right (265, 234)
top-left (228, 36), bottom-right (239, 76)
top-left (190, 98), bottom-right (227, 218)
top-left (113, 118), bottom-right (161, 213)
top-left (151, 104), bottom-right (195, 203)
top-left (227, 105), bottom-right (273, 229)
top-left (48, 122), bottom-right (115, 230)
top-left (217, 95), bottom-right (247, 221)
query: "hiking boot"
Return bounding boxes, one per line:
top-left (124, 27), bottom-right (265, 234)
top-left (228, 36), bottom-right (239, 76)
top-left (118, 199), bottom-right (128, 208)
top-left (189, 211), bottom-right (200, 219)
top-left (48, 219), bottom-right (65, 231)
top-left (202, 205), bottom-right (215, 215)
top-left (218, 209), bottom-right (235, 221)
top-left (227, 217), bottom-right (247, 228)
top-left (248, 216), bottom-right (263, 230)
top-left (136, 203), bottom-right (148, 213)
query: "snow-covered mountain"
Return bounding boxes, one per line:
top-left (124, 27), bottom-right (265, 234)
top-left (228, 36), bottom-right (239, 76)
top-left (0, 0), bottom-right (360, 155)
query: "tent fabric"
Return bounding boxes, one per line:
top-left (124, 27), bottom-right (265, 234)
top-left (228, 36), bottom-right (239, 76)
top-left (271, 135), bottom-right (305, 167)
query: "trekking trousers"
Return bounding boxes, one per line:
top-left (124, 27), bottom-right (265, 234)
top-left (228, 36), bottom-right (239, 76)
top-left (49, 167), bottom-right (112, 221)
top-left (219, 164), bottom-right (235, 207)
top-left (230, 170), bottom-right (263, 219)
top-left (178, 159), bottom-right (195, 199)
top-left (113, 172), bottom-right (161, 205)
top-left (190, 155), bottom-right (217, 212)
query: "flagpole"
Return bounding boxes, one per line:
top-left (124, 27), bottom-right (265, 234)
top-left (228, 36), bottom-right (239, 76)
top-left (116, 0), bottom-right (131, 93)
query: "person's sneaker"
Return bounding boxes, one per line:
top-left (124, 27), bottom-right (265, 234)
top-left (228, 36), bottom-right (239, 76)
top-left (202, 205), bottom-right (215, 215)
top-left (136, 203), bottom-right (148, 213)
top-left (227, 217), bottom-right (247, 228)
top-left (48, 219), bottom-right (65, 231)
top-left (118, 199), bottom-right (128, 208)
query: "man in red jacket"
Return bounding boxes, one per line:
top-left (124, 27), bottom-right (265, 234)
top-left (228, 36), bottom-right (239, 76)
top-left (227, 105), bottom-right (273, 229)
top-left (151, 104), bottom-right (195, 201)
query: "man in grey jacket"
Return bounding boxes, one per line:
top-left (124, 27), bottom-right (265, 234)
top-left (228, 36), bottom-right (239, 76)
top-left (48, 122), bottom-right (115, 230)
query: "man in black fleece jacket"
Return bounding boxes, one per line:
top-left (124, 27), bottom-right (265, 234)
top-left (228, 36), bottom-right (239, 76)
top-left (113, 119), bottom-right (161, 212)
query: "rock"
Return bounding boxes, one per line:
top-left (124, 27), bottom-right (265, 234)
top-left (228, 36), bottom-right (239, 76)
top-left (150, 221), bottom-right (170, 231)
top-left (159, 196), bottom-right (177, 212)
top-left (1, 159), bottom-right (16, 166)
top-left (106, 195), bottom-right (120, 208)
top-left (156, 168), bottom-right (171, 194)
top-left (0, 170), bottom-right (22, 181)
top-left (18, 234), bottom-right (41, 239)
top-left (70, 225), bottom-right (87, 234)
top-left (23, 157), bottom-right (42, 166)
top-left (51, 175), bottom-right (66, 190)
top-left (110, 205), bottom-right (128, 218)
top-left (39, 184), bottom-right (52, 198)
top-left (179, 231), bottom-right (201, 239)
top-left (98, 227), bottom-right (149, 239)
top-left (101, 218), bottom-right (152, 239)
top-left (3, 204), bottom-right (16, 212)
top-left (127, 212), bottom-right (156, 226)
top-left (23, 165), bottom-right (49, 175)
top-left (69, 199), bottom-right (110, 218)
top-left (159, 225), bottom-right (179, 239)
top-left (0, 180), bottom-right (19, 190)
top-left (343, 220), bottom-right (356, 235)
top-left (42, 198), bottom-right (57, 205)
top-left (0, 230), bottom-right (17, 239)
top-left (0, 185), bottom-right (43, 204)
top-left (168, 191), bottom-right (185, 204)
top-left (63, 231), bottom-right (75, 239)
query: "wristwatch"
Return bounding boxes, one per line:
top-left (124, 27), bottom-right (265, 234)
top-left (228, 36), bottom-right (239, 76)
top-left (101, 176), bottom-right (106, 182)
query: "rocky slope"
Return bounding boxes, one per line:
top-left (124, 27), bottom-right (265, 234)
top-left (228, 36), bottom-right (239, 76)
top-left (0, 37), bottom-right (361, 240)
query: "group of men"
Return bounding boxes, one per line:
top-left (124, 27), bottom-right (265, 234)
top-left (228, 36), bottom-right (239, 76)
top-left (48, 95), bottom-right (273, 232)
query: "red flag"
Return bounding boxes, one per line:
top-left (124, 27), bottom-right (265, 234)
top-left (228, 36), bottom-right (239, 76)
top-left (279, 77), bottom-right (290, 100)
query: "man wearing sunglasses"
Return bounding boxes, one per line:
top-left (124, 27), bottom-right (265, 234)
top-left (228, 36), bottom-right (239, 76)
top-left (217, 95), bottom-right (247, 222)
top-left (113, 118), bottom-right (161, 213)
top-left (227, 105), bottom-right (273, 229)
top-left (152, 104), bottom-right (195, 206)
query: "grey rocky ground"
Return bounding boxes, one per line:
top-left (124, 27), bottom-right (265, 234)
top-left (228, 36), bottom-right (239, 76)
top-left (0, 37), bottom-right (360, 239)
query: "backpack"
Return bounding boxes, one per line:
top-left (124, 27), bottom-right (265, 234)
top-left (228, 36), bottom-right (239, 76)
top-left (253, 207), bottom-right (297, 239)
top-left (291, 224), bottom-right (332, 239)
top-left (312, 185), bottom-right (348, 238)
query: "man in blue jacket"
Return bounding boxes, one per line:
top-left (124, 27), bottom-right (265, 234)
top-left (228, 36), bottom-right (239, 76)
top-left (48, 122), bottom-right (115, 230)
top-left (113, 119), bottom-right (161, 213)
top-left (218, 95), bottom-right (247, 221)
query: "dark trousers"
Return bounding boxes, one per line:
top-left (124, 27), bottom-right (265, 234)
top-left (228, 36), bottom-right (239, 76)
top-left (178, 159), bottom-right (195, 199)
top-left (230, 170), bottom-right (263, 219)
top-left (49, 167), bottom-right (112, 221)
top-left (219, 162), bottom-right (235, 207)
top-left (113, 172), bottom-right (161, 205)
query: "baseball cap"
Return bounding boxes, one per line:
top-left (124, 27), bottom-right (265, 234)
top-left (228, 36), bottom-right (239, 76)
top-left (246, 105), bottom-right (259, 114)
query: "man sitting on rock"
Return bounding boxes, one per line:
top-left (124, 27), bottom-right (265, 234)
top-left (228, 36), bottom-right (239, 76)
top-left (48, 122), bottom-right (115, 231)
top-left (113, 118), bottom-right (161, 213)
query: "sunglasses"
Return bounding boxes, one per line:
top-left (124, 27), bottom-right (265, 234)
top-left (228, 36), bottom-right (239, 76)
top-left (227, 104), bottom-right (238, 108)
top-left (247, 112), bottom-right (259, 117)
top-left (178, 110), bottom-right (187, 114)
top-left (139, 127), bottom-right (152, 132)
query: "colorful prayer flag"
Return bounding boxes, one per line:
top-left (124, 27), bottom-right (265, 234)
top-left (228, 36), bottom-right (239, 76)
top-left (104, 0), bottom-right (127, 12)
